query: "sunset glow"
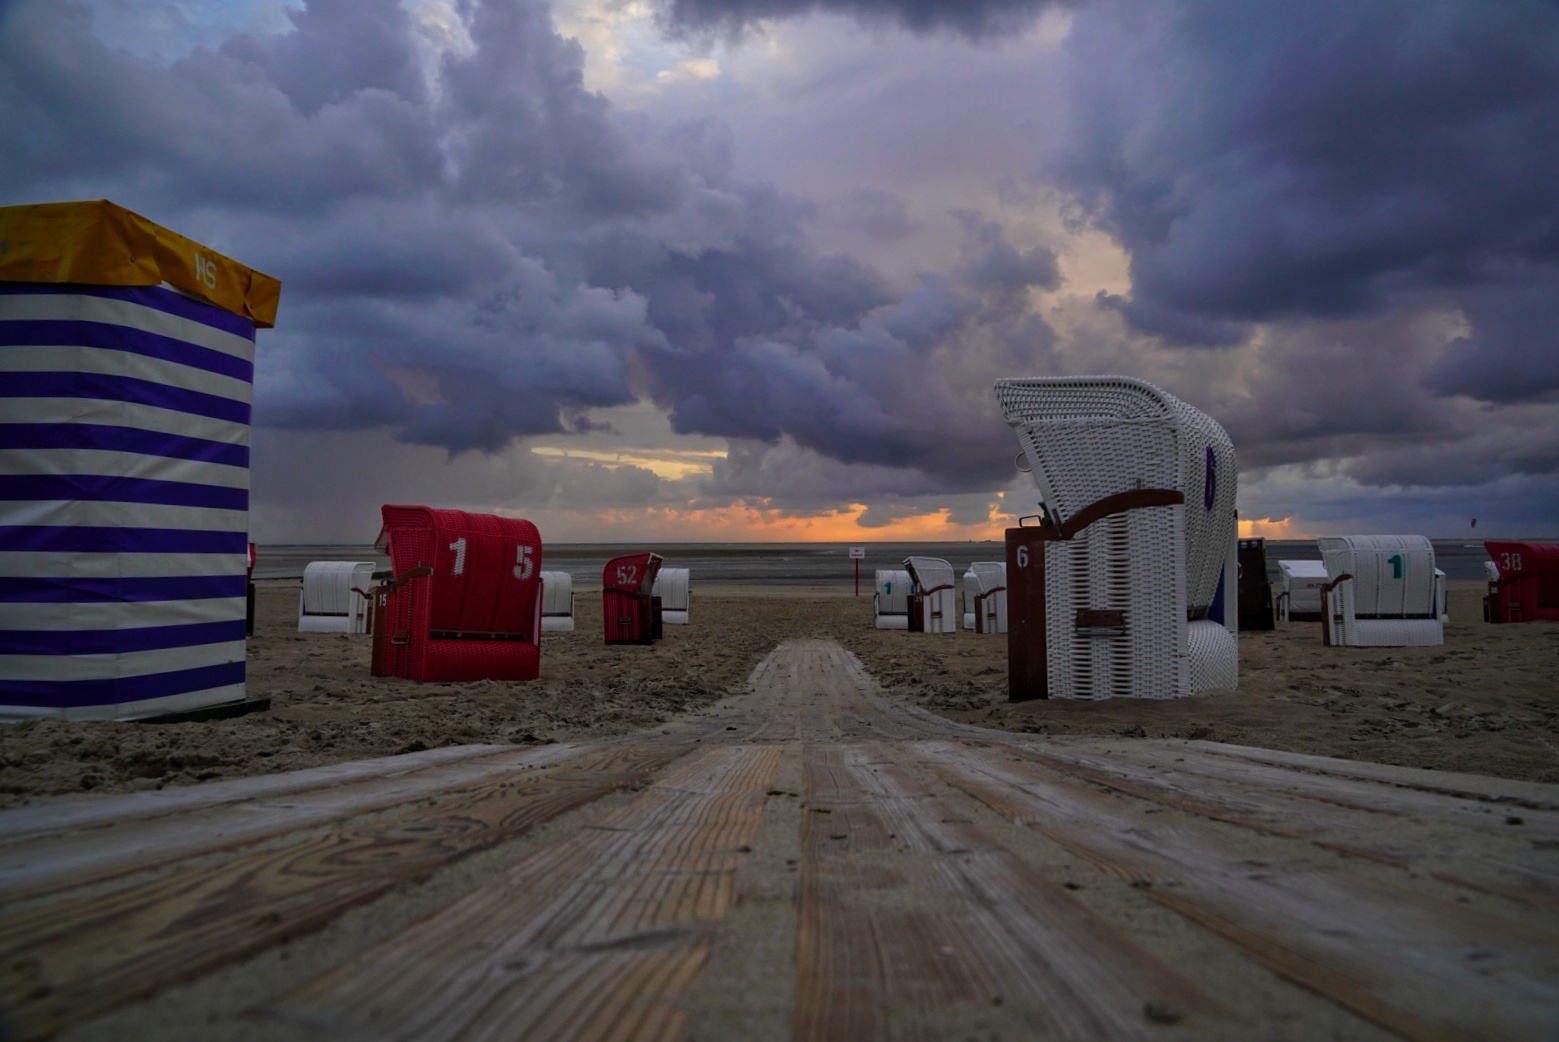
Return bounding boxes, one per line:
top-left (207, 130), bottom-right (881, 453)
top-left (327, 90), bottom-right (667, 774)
top-left (520, 499), bottom-right (1019, 543)
top-left (1239, 516), bottom-right (1309, 540)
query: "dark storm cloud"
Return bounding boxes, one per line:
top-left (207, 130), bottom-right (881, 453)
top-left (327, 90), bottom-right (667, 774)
top-left (220, 0), bottom-right (426, 114)
top-left (1426, 282), bottom-right (1559, 405)
top-left (0, 0), bottom-right (1053, 489)
top-left (1053, 0), bottom-right (1559, 395)
top-left (652, 0), bottom-right (1060, 38)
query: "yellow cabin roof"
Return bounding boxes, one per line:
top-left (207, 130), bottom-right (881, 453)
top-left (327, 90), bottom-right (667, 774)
top-left (0, 199), bottom-right (281, 328)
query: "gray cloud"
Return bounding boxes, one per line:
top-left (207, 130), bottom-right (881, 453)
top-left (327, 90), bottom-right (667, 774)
top-left (6, 0), bottom-right (1556, 537)
top-left (650, 0), bottom-right (1061, 38)
top-left (1052, 0), bottom-right (1559, 378)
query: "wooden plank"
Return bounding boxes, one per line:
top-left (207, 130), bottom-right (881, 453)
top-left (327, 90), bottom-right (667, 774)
top-left (920, 740), bottom-right (1559, 1042)
top-left (0, 743), bottom-right (692, 1041)
top-left (260, 744), bottom-right (782, 1042)
top-left (0, 743), bottom-right (583, 901)
top-left (795, 743), bottom-right (1228, 1041)
top-left (0, 743), bottom-right (515, 844)
top-left (996, 740), bottom-right (1559, 909)
top-left (1180, 740), bottom-right (1559, 811)
top-left (1020, 740), bottom-right (1559, 837)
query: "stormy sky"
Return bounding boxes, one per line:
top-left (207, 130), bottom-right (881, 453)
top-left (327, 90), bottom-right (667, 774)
top-left (2, 0), bottom-right (1555, 542)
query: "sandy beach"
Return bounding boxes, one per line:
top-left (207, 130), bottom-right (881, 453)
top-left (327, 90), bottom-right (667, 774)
top-left (2, 578), bottom-right (1555, 806)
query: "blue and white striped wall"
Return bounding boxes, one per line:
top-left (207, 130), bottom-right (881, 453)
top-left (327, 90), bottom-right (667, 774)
top-left (0, 283), bottom-right (255, 719)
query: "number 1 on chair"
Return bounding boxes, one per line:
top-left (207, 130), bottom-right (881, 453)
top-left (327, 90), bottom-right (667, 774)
top-left (448, 537), bottom-right (467, 576)
top-left (1387, 553), bottom-right (1403, 580)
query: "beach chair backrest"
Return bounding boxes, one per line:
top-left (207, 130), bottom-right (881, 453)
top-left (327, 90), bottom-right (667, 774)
top-left (540, 571), bottom-right (574, 617)
top-left (903, 557), bottom-right (955, 593)
top-left (972, 561), bottom-right (1006, 595)
top-left (605, 552), bottom-right (661, 595)
top-left (996, 376), bottom-right (1236, 615)
top-left (1318, 535), bottom-right (1436, 616)
top-left (381, 507), bottom-right (542, 635)
top-left (652, 568), bottom-right (691, 611)
top-left (300, 561), bottom-right (375, 632)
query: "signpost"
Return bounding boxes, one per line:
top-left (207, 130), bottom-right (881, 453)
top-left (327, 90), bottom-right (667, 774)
top-left (849, 546), bottom-right (866, 596)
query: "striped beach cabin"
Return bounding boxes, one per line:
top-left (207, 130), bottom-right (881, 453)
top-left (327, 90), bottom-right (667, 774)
top-left (0, 200), bottom-right (281, 719)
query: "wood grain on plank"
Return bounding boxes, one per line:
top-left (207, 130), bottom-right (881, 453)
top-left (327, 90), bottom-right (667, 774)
top-left (921, 740), bottom-right (1559, 1042)
top-left (0, 744), bottom-right (515, 845)
top-left (0, 744), bottom-right (691, 1041)
top-left (261, 744), bottom-right (782, 1042)
top-left (1064, 740), bottom-right (1559, 838)
top-left (996, 740), bottom-right (1559, 909)
top-left (1181, 740), bottom-right (1559, 811)
top-left (795, 743), bottom-right (1226, 1042)
top-left (0, 744), bottom-right (584, 901)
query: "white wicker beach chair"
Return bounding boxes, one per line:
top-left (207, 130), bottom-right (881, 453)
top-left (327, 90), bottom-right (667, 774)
top-left (298, 562), bottom-right (376, 634)
top-left (972, 561), bottom-right (1008, 634)
top-left (904, 556), bottom-right (958, 633)
top-left (652, 567), bottom-right (691, 625)
top-left (874, 569), bottom-right (912, 630)
top-left (540, 570), bottom-right (575, 632)
top-left (1317, 536), bottom-right (1445, 647)
top-left (995, 376), bottom-right (1239, 699)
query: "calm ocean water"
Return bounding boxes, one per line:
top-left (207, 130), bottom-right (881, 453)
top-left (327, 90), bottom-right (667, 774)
top-left (254, 539), bottom-right (1500, 584)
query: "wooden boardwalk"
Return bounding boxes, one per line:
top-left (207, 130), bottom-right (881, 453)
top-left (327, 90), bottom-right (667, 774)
top-left (2, 640), bottom-right (1556, 1040)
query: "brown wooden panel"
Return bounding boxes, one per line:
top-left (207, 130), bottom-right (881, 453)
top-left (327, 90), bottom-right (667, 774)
top-left (1005, 526), bottom-right (1051, 702)
top-left (0, 744), bottom-right (692, 1041)
top-left (795, 743), bottom-right (1228, 1041)
top-left (259, 744), bottom-right (782, 1042)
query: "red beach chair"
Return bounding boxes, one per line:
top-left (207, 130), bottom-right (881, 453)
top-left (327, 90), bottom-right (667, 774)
top-left (1484, 541), bottom-right (1559, 623)
top-left (373, 506), bottom-right (543, 681)
top-left (603, 552), bottom-right (663, 645)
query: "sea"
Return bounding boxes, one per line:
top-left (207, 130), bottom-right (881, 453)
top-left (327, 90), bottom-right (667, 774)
top-left (253, 539), bottom-right (1501, 584)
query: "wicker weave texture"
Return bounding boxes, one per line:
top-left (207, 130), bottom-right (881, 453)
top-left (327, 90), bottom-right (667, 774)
top-left (996, 377), bottom-right (1236, 613)
top-left (1042, 508), bottom-right (1188, 699)
top-left (1319, 535), bottom-right (1444, 647)
top-left (996, 377), bottom-right (1236, 698)
top-left (905, 557), bottom-right (957, 633)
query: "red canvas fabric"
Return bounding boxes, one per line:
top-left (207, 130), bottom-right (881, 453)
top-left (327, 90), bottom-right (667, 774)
top-left (376, 505), bottom-right (543, 680)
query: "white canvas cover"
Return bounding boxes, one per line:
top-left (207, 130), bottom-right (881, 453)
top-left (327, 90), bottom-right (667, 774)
top-left (971, 561), bottom-right (1008, 634)
top-left (904, 556), bottom-right (957, 633)
top-left (874, 568), bottom-right (911, 629)
top-left (298, 561), bottom-right (375, 633)
top-left (0, 282), bottom-right (261, 720)
top-left (961, 566), bottom-right (979, 630)
top-left (652, 567), bottom-right (690, 625)
top-left (1277, 560), bottom-right (1328, 622)
top-left (540, 570), bottom-right (575, 632)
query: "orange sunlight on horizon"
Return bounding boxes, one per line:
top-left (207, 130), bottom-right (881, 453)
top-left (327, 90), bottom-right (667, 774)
top-left (550, 499), bottom-right (1019, 543)
top-left (1239, 516), bottom-right (1309, 540)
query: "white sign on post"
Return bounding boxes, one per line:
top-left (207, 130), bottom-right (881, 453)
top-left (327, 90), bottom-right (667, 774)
top-left (848, 546), bottom-right (866, 559)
